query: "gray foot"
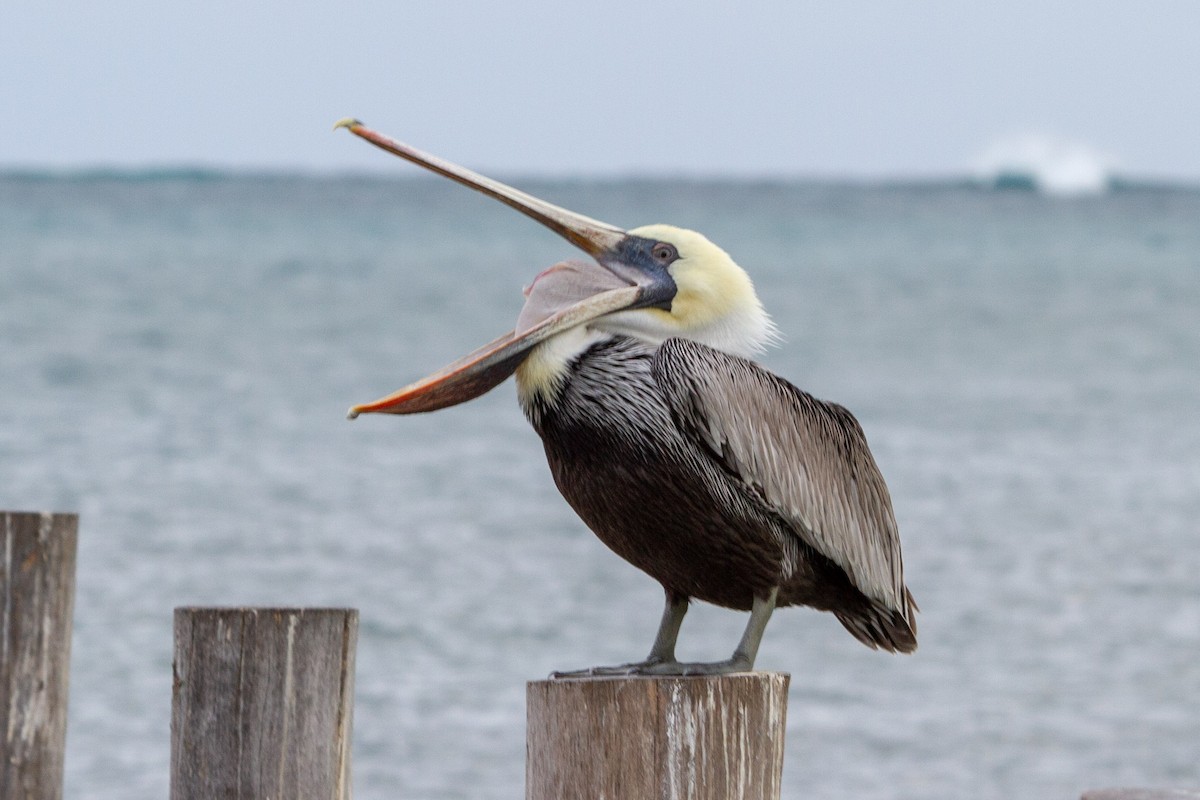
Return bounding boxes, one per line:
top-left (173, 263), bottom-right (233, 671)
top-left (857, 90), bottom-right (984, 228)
top-left (634, 655), bottom-right (753, 676)
top-left (550, 655), bottom-right (752, 679)
top-left (550, 656), bottom-right (674, 679)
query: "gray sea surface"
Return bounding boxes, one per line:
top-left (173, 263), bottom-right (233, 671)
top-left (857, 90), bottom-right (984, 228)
top-left (2, 173), bottom-right (1198, 799)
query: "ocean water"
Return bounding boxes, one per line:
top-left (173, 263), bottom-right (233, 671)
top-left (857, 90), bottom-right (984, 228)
top-left (2, 173), bottom-right (1198, 799)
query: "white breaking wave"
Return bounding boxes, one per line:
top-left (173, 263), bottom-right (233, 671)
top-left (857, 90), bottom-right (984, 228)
top-left (974, 134), bottom-right (1116, 196)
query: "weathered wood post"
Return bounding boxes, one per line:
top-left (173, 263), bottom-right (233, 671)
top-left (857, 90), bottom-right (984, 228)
top-left (1, 511), bottom-right (78, 800)
top-left (527, 672), bottom-right (789, 800)
top-left (1082, 791), bottom-right (1200, 799)
top-left (170, 607), bottom-right (358, 800)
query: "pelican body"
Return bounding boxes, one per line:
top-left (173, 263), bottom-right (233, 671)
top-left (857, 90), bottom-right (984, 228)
top-left (338, 120), bottom-right (916, 675)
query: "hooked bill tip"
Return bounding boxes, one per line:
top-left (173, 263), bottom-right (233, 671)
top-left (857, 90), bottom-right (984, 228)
top-left (346, 407), bottom-right (361, 420)
top-left (333, 117), bottom-right (363, 132)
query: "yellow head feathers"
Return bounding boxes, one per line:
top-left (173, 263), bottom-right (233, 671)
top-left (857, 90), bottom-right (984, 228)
top-left (600, 224), bottom-right (778, 358)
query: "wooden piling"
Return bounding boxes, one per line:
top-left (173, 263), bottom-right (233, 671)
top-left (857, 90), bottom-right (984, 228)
top-left (0, 513), bottom-right (78, 800)
top-left (1082, 791), bottom-right (1200, 800)
top-left (170, 607), bottom-right (358, 800)
top-left (1, 511), bottom-right (78, 800)
top-left (527, 672), bottom-right (789, 800)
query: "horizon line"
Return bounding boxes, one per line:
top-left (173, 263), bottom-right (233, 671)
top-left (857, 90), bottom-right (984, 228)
top-left (2, 164), bottom-right (1199, 194)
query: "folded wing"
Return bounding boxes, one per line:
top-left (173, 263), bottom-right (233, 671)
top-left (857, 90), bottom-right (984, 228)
top-left (652, 338), bottom-right (911, 620)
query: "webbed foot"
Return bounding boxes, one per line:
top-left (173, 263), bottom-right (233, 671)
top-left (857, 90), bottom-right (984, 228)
top-left (549, 654), bottom-right (753, 679)
top-left (549, 656), bottom-right (676, 679)
top-left (631, 655), bottom-right (753, 676)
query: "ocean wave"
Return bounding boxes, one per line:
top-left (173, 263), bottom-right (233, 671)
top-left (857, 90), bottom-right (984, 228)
top-left (973, 134), bottom-right (1116, 196)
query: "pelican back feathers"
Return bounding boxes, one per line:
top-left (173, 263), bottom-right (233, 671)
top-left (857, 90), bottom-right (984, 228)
top-left (653, 338), bottom-right (917, 648)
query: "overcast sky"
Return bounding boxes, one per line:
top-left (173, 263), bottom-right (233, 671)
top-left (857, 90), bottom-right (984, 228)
top-left (4, 1), bottom-right (1199, 179)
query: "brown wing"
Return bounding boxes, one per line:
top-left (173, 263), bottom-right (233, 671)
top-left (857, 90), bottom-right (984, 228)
top-left (652, 338), bottom-right (911, 618)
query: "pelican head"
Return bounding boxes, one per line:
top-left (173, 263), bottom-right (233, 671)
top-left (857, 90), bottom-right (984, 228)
top-left (334, 120), bottom-right (773, 418)
top-left (592, 223), bottom-right (775, 359)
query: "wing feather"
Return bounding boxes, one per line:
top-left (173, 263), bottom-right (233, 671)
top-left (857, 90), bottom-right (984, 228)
top-left (652, 338), bottom-right (909, 615)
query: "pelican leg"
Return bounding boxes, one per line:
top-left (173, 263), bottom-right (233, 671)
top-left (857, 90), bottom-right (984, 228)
top-left (634, 586), bottom-right (778, 676)
top-left (550, 589), bottom-right (689, 678)
top-left (551, 587), bottom-right (779, 678)
top-left (645, 588), bottom-right (689, 663)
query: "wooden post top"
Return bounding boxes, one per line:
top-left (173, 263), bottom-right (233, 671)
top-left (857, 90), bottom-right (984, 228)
top-left (1082, 791), bottom-right (1200, 800)
top-left (527, 672), bottom-right (790, 800)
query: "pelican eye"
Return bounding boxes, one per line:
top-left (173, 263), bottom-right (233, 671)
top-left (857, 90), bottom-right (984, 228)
top-left (651, 242), bottom-right (679, 265)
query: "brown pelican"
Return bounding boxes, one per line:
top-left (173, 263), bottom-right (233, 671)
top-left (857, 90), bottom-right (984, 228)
top-left (337, 119), bottom-right (917, 675)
